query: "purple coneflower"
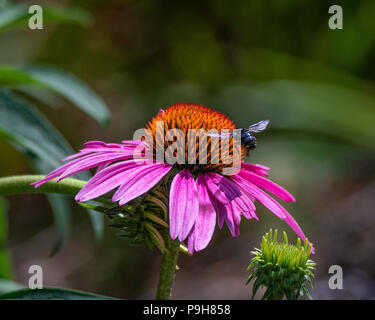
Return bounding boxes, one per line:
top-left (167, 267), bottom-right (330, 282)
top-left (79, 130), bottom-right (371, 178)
top-left (32, 104), bottom-right (312, 254)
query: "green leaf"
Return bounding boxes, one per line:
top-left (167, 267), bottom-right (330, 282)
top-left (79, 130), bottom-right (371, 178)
top-left (0, 90), bottom-right (103, 246)
top-left (0, 197), bottom-right (13, 279)
top-left (0, 91), bottom-right (74, 250)
top-left (0, 65), bottom-right (111, 125)
top-left (30, 159), bottom-right (73, 254)
top-left (261, 286), bottom-right (274, 300)
top-left (0, 67), bottom-right (36, 85)
top-left (0, 287), bottom-right (118, 300)
top-left (0, 89), bottom-right (73, 167)
top-left (46, 194), bottom-right (71, 255)
top-left (302, 284), bottom-right (313, 300)
top-left (40, 5), bottom-right (93, 27)
top-left (0, 4), bottom-right (92, 31)
top-left (0, 4), bottom-right (26, 30)
top-left (0, 279), bottom-right (24, 295)
top-left (87, 209), bottom-right (104, 241)
top-left (251, 273), bottom-right (265, 299)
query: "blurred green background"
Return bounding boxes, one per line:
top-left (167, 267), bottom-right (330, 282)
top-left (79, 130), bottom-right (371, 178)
top-left (1, 0), bottom-right (375, 299)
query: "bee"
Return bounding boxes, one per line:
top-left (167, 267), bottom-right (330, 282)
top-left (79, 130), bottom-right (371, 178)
top-left (207, 120), bottom-right (269, 156)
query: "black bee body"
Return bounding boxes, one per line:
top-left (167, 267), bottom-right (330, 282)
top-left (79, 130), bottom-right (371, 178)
top-left (240, 130), bottom-right (257, 155)
top-left (207, 119), bottom-right (269, 157)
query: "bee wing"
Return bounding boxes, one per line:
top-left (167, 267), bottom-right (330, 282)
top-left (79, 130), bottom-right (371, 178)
top-left (207, 131), bottom-right (233, 139)
top-left (245, 120), bottom-right (270, 133)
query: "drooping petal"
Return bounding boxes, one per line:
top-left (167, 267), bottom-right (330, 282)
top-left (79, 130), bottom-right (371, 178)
top-left (62, 152), bottom-right (92, 162)
top-left (121, 140), bottom-right (144, 145)
top-left (282, 209), bottom-right (314, 254)
top-left (232, 175), bottom-right (314, 252)
top-left (63, 141), bottom-right (141, 162)
top-left (83, 140), bottom-right (142, 148)
top-left (187, 229), bottom-right (196, 254)
top-left (231, 192), bottom-right (258, 221)
top-left (205, 172), bottom-right (241, 204)
top-left (188, 174), bottom-right (217, 253)
top-left (57, 151), bottom-right (136, 181)
top-left (242, 209), bottom-right (258, 220)
top-left (31, 153), bottom-right (94, 188)
top-left (169, 169), bottom-right (199, 241)
top-left (33, 143), bottom-right (141, 188)
top-left (112, 163), bottom-right (172, 205)
top-left (232, 175), bottom-right (286, 219)
top-left (241, 162), bottom-right (270, 177)
top-left (96, 163), bottom-right (110, 173)
top-left (216, 200), bottom-right (225, 229)
top-left (238, 170), bottom-right (296, 202)
top-left (75, 160), bottom-right (140, 202)
top-left (232, 192), bottom-right (256, 213)
top-left (230, 201), bottom-right (243, 236)
top-left (84, 141), bottom-right (126, 148)
top-left (215, 200), bottom-right (237, 237)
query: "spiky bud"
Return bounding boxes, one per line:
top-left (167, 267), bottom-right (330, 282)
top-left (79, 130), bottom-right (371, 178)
top-left (247, 229), bottom-right (316, 300)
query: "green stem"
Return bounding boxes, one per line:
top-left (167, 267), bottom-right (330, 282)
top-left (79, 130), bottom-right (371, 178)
top-left (265, 290), bottom-right (285, 300)
top-left (0, 175), bottom-right (111, 205)
top-left (0, 175), bottom-right (85, 196)
top-left (156, 236), bottom-right (180, 300)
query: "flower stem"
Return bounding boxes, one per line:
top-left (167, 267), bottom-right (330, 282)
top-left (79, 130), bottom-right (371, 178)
top-left (156, 236), bottom-right (180, 300)
top-left (0, 175), bottom-right (112, 205)
top-left (266, 290), bottom-right (285, 300)
top-left (0, 175), bottom-right (85, 196)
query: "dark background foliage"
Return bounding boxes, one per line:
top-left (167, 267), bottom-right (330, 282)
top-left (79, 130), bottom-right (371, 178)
top-left (1, 0), bottom-right (374, 299)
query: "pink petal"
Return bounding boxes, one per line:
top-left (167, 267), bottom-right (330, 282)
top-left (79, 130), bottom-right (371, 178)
top-left (63, 141), bottom-right (141, 162)
top-left (57, 152), bottom-right (135, 181)
top-left (112, 163), bottom-right (172, 205)
top-left (84, 141), bottom-right (117, 148)
top-left (169, 169), bottom-right (199, 242)
top-left (238, 170), bottom-right (296, 202)
top-left (242, 209), bottom-right (258, 220)
top-left (187, 230), bottom-right (195, 254)
top-left (205, 173), bottom-right (241, 204)
top-left (232, 192), bottom-right (256, 213)
top-left (62, 147), bottom-right (136, 161)
top-left (75, 160), bottom-right (140, 202)
top-left (188, 174), bottom-right (217, 253)
top-left (231, 194), bottom-right (258, 221)
top-left (31, 154), bottom-right (93, 188)
top-left (84, 140), bottom-right (142, 148)
top-left (121, 140), bottom-right (143, 145)
top-left (282, 210), bottom-right (315, 254)
top-left (233, 176), bottom-right (314, 253)
top-left (232, 175), bottom-right (287, 219)
top-left (230, 201), bottom-right (243, 236)
top-left (216, 201), bottom-right (224, 229)
top-left (32, 143), bottom-right (141, 188)
top-left (215, 200), bottom-right (237, 237)
top-left (96, 163), bottom-right (110, 173)
top-left (241, 162), bottom-right (270, 177)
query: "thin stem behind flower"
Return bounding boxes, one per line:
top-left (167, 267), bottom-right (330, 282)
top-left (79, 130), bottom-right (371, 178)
top-left (156, 237), bottom-right (180, 300)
